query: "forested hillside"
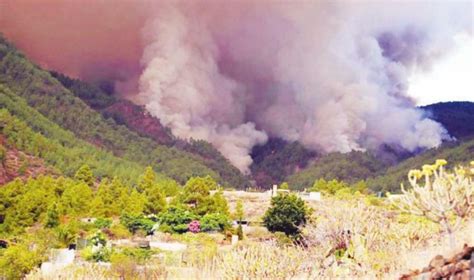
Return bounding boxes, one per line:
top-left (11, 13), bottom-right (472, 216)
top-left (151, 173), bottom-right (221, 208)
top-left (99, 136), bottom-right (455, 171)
top-left (367, 138), bottom-right (474, 192)
top-left (0, 86), bottom-right (145, 183)
top-left (282, 102), bottom-right (474, 192)
top-left (250, 138), bottom-right (317, 187)
top-left (50, 68), bottom-right (248, 187)
top-left (1, 33), bottom-right (473, 192)
top-left (0, 34), bottom-right (247, 187)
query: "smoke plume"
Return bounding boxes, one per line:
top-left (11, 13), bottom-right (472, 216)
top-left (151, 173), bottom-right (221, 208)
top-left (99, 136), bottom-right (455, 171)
top-left (1, 1), bottom-right (472, 173)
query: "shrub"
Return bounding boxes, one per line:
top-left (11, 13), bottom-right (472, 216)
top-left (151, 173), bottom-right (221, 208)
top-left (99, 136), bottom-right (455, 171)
top-left (0, 243), bottom-right (43, 279)
top-left (82, 245), bottom-right (112, 262)
top-left (0, 144), bottom-right (6, 162)
top-left (44, 202), bottom-right (60, 228)
top-left (108, 223), bottom-right (132, 239)
top-left (158, 206), bottom-right (197, 233)
top-left (55, 223), bottom-right (78, 248)
top-left (89, 231), bottom-right (107, 247)
top-left (263, 193), bottom-right (310, 236)
top-left (188, 220), bottom-right (200, 233)
top-left (200, 213), bottom-right (230, 232)
top-left (120, 213), bottom-right (155, 234)
top-left (110, 252), bottom-right (139, 279)
top-left (93, 218), bottom-right (112, 229)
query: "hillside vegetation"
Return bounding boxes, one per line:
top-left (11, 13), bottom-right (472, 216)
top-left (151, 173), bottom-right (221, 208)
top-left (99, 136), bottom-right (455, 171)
top-left (50, 66), bottom-right (248, 187)
top-left (0, 34), bottom-right (247, 187)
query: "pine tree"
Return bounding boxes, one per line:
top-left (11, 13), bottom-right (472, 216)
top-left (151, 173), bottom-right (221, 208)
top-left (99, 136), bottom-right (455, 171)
top-left (137, 166), bottom-right (156, 193)
top-left (74, 164), bottom-right (94, 187)
top-left (235, 199), bottom-right (244, 240)
top-left (45, 202), bottom-right (60, 228)
top-left (235, 199), bottom-right (244, 221)
top-left (144, 185), bottom-right (167, 214)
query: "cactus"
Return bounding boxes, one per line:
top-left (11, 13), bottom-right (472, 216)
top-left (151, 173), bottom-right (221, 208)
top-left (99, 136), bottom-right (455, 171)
top-left (394, 160), bottom-right (474, 245)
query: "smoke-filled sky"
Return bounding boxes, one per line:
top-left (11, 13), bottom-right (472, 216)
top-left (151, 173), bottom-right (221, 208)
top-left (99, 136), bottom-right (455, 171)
top-left (1, 0), bottom-right (472, 173)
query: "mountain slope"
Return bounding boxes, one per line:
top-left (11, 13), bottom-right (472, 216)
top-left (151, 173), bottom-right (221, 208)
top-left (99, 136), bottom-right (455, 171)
top-left (283, 102), bottom-right (474, 192)
top-left (367, 138), bottom-right (474, 192)
top-left (0, 134), bottom-right (58, 185)
top-left (286, 151), bottom-right (388, 190)
top-left (0, 85), bottom-right (146, 183)
top-left (250, 138), bottom-right (317, 188)
top-left (50, 69), bottom-right (248, 187)
top-left (0, 34), bottom-right (248, 186)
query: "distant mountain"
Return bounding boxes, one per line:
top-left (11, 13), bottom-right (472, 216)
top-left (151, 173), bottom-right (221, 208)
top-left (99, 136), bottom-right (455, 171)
top-left (255, 101), bottom-right (474, 192)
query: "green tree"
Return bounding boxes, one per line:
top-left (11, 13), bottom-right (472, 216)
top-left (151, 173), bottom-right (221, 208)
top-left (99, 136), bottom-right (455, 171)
top-left (137, 166), bottom-right (156, 193)
top-left (60, 181), bottom-right (93, 216)
top-left (279, 182), bottom-right (289, 190)
top-left (263, 193), bottom-right (310, 236)
top-left (200, 213), bottom-right (230, 232)
top-left (158, 205), bottom-right (197, 233)
top-left (0, 244), bottom-right (43, 280)
top-left (156, 178), bottom-right (180, 197)
top-left (234, 199), bottom-right (245, 240)
top-left (144, 184), bottom-right (167, 214)
top-left (75, 164), bottom-right (94, 187)
top-left (234, 199), bottom-right (244, 221)
top-left (122, 189), bottom-right (147, 215)
top-left (181, 176), bottom-right (215, 203)
top-left (310, 179), bottom-right (348, 195)
top-left (45, 202), bottom-right (60, 228)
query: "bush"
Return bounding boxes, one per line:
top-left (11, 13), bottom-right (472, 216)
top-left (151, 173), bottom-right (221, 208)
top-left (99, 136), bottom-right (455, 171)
top-left (0, 243), bottom-right (43, 279)
top-left (89, 231), bottom-right (107, 247)
top-left (108, 223), bottom-right (132, 239)
top-left (82, 245), bottom-right (112, 262)
top-left (158, 206), bottom-right (197, 233)
top-left (120, 213), bottom-right (156, 234)
top-left (93, 218), bottom-right (112, 229)
top-left (263, 193), bottom-right (310, 236)
top-left (55, 223), bottom-right (79, 248)
top-left (110, 252), bottom-right (138, 279)
top-left (200, 213), bottom-right (230, 232)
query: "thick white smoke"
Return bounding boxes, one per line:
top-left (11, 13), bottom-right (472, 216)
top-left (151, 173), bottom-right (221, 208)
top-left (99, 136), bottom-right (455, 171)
top-left (136, 1), bottom-right (472, 173)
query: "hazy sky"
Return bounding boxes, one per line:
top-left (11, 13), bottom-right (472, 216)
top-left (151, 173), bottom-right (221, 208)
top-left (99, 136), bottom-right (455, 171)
top-left (408, 35), bottom-right (474, 105)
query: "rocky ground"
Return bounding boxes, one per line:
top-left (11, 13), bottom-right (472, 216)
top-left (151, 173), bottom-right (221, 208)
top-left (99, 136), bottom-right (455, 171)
top-left (401, 244), bottom-right (473, 280)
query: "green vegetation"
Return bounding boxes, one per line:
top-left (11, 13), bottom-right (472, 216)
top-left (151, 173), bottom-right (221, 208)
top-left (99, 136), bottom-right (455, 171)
top-left (250, 138), bottom-right (316, 187)
top-left (0, 164), bottom-right (233, 278)
top-left (368, 139), bottom-right (474, 192)
top-left (287, 151), bottom-right (387, 191)
top-left (263, 193), bottom-right (310, 236)
top-left (0, 34), bottom-right (246, 186)
top-left (0, 86), bottom-right (145, 183)
top-left (49, 71), bottom-right (116, 109)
